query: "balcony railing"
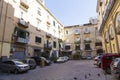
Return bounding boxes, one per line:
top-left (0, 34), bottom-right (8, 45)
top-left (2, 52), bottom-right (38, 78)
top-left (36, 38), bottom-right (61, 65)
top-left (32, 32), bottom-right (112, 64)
top-left (85, 48), bottom-right (92, 50)
top-left (74, 31), bottom-right (80, 35)
top-left (74, 40), bottom-right (81, 44)
top-left (84, 40), bottom-right (92, 43)
top-left (84, 31), bottom-right (90, 34)
top-left (16, 37), bottom-right (29, 44)
top-left (46, 33), bottom-right (51, 38)
top-left (20, 0), bottom-right (29, 9)
top-left (18, 18), bottom-right (29, 28)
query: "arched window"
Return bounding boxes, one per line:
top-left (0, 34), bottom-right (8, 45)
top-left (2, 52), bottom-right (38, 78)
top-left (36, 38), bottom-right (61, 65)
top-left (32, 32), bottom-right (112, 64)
top-left (109, 25), bottom-right (114, 40)
top-left (105, 31), bottom-right (109, 43)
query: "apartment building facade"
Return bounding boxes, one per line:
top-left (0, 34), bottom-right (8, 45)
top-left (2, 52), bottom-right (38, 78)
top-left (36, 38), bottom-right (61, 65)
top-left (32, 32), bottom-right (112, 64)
top-left (63, 18), bottom-right (102, 57)
top-left (96, 0), bottom-right (120, 53)
top-left (0, 0), bottom-right (64, 60)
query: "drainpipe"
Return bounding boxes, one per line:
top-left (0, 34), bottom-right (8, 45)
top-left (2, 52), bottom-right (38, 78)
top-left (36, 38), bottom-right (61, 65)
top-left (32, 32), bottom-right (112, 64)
top-left (0, 1), bottom-right (8, 60)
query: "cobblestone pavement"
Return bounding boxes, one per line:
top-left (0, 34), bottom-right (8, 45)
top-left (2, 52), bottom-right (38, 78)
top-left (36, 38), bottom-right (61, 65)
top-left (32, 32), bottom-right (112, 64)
top-left (0, 60), bottom-right (113, 80)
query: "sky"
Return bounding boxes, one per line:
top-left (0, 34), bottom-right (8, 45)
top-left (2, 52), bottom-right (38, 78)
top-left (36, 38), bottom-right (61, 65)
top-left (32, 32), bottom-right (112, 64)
top-left (45, 0), bottom-right (97, 26)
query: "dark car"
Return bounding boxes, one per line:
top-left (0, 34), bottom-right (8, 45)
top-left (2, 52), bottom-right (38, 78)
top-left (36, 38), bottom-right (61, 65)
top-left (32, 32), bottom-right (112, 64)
top-left (31, 56), bottom-right (42, 65)
top-left (110, 58), bottom-right (120, 80)
top-left (31, 56), bottom-right (51, 66)
top-left (0, 59), bottom-right (29, 74)
top-left (22, 58), bottom-right (36, 69)
top-left (101, 53), bottom-right (120, 74)
top-left (40, 57), bottom-right (51, 66)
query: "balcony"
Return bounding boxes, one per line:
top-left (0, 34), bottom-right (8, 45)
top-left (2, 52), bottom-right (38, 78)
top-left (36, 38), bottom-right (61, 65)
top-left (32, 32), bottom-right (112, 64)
top-left (74, 31), bottom-right (80, 35)
top-left (20, 0), bottom-right (29, 10)
top-left (13, 27), bottom-right (29, 44)
top-left (84, 31), bottom-right (90, 34)
top-left (74, 39), bottom-right (81, 44)
top-left (18, 18), bottom-right (29, 28)
top-left (16, 37), bottom-right (29, 44)
top-left (46, 33), bottom-right (51, 38)
top-left (46, 20), bottom-right (51, 25)
top-left (84, 40), bottom-right (92, 43)
top-left (44, 43), bottom-right (52, 51)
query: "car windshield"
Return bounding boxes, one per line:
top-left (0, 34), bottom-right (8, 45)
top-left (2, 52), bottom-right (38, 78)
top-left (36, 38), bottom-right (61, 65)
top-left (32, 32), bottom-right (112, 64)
top-left (59, 57), bottom-right (64, 59)
top-left (14, 61), bottom-right (24, 65)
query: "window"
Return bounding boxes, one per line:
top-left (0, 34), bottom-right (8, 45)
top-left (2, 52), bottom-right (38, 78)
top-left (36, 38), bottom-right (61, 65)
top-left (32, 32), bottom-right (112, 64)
top-left (14, 27), bottom-right (29, 39)
top-left (74, 29), bottom-right (79, 34)
top-left (53, 41), bottom-right (56, 48)
top-left (37, 19), bottom-right (41, 27)
top-left (85, 28), bottom-right (90, 33)
top-left (35, 36), bottom-right (41, 43)
top-left (85, 44), bottom-right (91, 50)
top-left (21, 12), bottom-right (23, 18)
top-left (37, 8), bottom-right (41, 16)
top-left (66, 30), bottom-right (68, 34)
top-left (75, 45), bottom-right (80, 50)
top-left (65, 45), bottom-right (70, 50)
top-left (53, 21), bottom-right (55, 26)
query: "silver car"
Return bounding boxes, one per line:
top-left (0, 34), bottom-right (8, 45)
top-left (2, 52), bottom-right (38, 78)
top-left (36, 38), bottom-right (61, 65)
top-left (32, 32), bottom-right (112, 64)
top-left (110, 58), bottom-right (120, 80)
top-left (0, 59), bottom-right (30, 74)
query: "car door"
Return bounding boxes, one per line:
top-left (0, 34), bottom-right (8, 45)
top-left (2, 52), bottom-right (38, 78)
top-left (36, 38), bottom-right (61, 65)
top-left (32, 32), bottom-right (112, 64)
top-left (2, 61), bottom-right (16, 72)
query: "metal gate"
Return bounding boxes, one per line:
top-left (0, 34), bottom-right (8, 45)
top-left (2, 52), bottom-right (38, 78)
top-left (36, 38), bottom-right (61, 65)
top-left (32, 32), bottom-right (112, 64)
top-left (11, 51), bottom-right (26, 60)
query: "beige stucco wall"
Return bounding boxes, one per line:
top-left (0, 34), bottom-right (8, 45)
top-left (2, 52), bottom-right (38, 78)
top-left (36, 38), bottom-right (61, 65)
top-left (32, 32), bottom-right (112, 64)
top-left (2, 43), bottom-right (10, 57)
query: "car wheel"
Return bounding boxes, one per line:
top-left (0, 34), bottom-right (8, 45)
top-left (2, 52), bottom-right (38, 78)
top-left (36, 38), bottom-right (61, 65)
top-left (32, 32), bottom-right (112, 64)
top-left (105, 67), bottom-right (111, 74)
top-left (98, 63), bottom-right (101, 68)
top-left (14, 69), bottom-right (18, 74)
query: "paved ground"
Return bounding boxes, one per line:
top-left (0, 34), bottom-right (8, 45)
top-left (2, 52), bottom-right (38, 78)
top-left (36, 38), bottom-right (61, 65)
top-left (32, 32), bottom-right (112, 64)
top-left (0, 60), bottom-right (113, 80)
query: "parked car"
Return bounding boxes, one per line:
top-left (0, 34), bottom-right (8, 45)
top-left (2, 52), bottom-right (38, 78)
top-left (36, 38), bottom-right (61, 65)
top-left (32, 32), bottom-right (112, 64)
top-left (31, 56), bottom-right (41, 65)
top-left (63, 56), bottom-right (69, 61)
top-left (0, 59), bottom-right (29, 74)
top-left (81, 56), bottom-right (87, 60)
top-left (31, 56), bottom-right (51, 66)
top-left (56, 57), bottom-right (65, 63)
top-left (110, 58), bottom-right (120, 80)
top-left (22, 58), bottom-right (36, 69)
top-left (94, 55), bottom-right (101, 68)
top-left (86, 56), bottom-right (92, 60)
top-left (101, 53), bottom-right (120, 74)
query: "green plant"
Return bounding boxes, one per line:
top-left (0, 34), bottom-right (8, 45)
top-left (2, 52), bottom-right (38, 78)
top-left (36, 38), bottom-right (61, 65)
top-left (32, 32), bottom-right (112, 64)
top-left (72, 53), bottom-right (80, 60)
